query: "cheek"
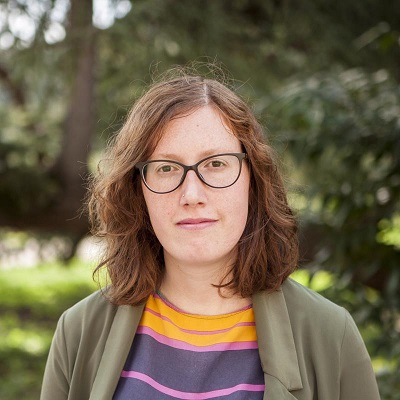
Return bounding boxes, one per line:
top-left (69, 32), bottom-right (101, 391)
top-left (143, 192), bottom-right (171, 231)
top-left (236, 197), bottom-right (249, 229)
top-left (143, 191), bottom-right (158, 224)
top-left (236, 177), bottom-right (251, 228)
top-left (224, 181), bottom-right (250, 228)
top-left (236, 170), bottom-right (250, 209)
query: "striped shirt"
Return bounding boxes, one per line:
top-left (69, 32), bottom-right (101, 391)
top-left (113, 293), bottom-right (265, 399)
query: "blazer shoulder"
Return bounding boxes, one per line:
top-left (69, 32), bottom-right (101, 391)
top-left (61, 289), bottom-right (118, 334)
top-left (281, 279), bottom-right (380, 400)
top-left (282, 277), bottom-right (345, 315)
top-left (281, 278), bottom-right (349, 337)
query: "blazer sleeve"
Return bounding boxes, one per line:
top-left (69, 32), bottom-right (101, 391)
top-left (40, 312), bottom-right (70, 400)
top-left (339, 310), bottom-right (381, 400)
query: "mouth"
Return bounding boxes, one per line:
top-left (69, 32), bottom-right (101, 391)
top-left (176, 218), bottom-right (217, 230)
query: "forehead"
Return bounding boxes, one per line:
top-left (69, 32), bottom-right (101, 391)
top-left (150, 106), bottom-right (241, 160)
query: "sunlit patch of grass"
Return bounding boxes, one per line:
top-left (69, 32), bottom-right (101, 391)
top-left (1, 318), bottom-right (53, 356)
top-left (0, 260), bottom-right (97, 400)
top-left (0, 258), bottom-right (97, 319)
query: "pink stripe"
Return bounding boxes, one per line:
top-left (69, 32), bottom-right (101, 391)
top-left (144, 307), bottom-right (255, 335)
top-left (137, 326), bottom-right (258, 352)
top-left (121, 370), bottom-right (264, 399)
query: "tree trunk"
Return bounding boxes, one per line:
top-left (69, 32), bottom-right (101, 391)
top-left (52, 0), bottom-right (96, 227)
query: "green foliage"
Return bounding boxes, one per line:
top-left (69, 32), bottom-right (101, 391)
top-left (265, 68), bottom-right (400, 279)
top-left (262, 69), bottom-right (400, 399)
top-left (0, 59), bottom-right (64, 215)
top-left (0, 261), bottom-right (96, 400)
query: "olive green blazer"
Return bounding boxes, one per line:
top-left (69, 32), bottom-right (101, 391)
top-left (40, 278), bottom-right (381, 400)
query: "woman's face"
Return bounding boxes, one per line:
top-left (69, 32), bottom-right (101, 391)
top-left (142, 106), bottom-right (250, 270)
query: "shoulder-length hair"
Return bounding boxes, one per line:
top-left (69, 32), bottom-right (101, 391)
top-left (88, 69), bottom-right (298, 306)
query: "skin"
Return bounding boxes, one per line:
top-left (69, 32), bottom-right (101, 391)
top-left (142, 106), bottom-right (251, 315)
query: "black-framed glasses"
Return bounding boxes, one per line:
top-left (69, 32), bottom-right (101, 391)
top-left (136, 153), bottom-right (247, 194)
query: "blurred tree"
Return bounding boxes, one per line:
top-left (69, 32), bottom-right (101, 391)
top-left (0, 0), bottom-right (96, 255)
top-left (263, 69), bottom-right (400, 290)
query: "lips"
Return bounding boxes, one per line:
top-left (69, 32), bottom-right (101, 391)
top-left (176, 218), bottom-right (217, 230)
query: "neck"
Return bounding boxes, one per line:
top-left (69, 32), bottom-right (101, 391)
top-left (160, 257), bottom-right (251, 315)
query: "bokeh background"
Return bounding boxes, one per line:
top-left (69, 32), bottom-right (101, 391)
top-left (0, 1), bottom-right (399, 399)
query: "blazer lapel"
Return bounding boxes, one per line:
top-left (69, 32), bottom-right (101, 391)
top-left (253, 284), bottom-right (302, 399)
top-left (262, 375), bottom-right (300, 399)
top-left (89, 303), bottom-right (145, 400)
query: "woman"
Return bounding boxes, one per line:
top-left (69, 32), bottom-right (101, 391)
top-left (41, 70), bottom-right (380, 400)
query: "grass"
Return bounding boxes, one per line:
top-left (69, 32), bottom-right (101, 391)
top-left (0, 259), bottom-right (96, 400)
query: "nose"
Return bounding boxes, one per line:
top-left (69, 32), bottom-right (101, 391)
top-left (179, 170), bottom-right (207, 206)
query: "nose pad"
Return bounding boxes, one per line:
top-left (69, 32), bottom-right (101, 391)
top-left (196, 170), bottom-right (205, 183)
top-left (180, 170), bottom-right (207, 204)
top-left (183, 165), bottom-right (204, 185)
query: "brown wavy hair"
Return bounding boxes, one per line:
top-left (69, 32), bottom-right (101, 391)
top-left (88, 68), bottom-right (298, 305)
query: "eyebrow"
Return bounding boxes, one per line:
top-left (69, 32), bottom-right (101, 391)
top-left (151, 149), bottom-right (238, 161)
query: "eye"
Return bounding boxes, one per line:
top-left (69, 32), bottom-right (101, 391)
top-left (204, 158), bottom-right (228, 169)
top-left (159, 165), bottom-right (172, 173)
top-left (210, 160), bottom-right (224, 168)
top-left (154, 162), bottom-right (180, 174)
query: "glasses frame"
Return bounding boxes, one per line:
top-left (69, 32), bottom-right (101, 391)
top-left (136, 152), bottom-right (248, 194)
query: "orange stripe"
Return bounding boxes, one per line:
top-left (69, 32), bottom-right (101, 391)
top-left (139, 295), bottom-right (258, 346)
